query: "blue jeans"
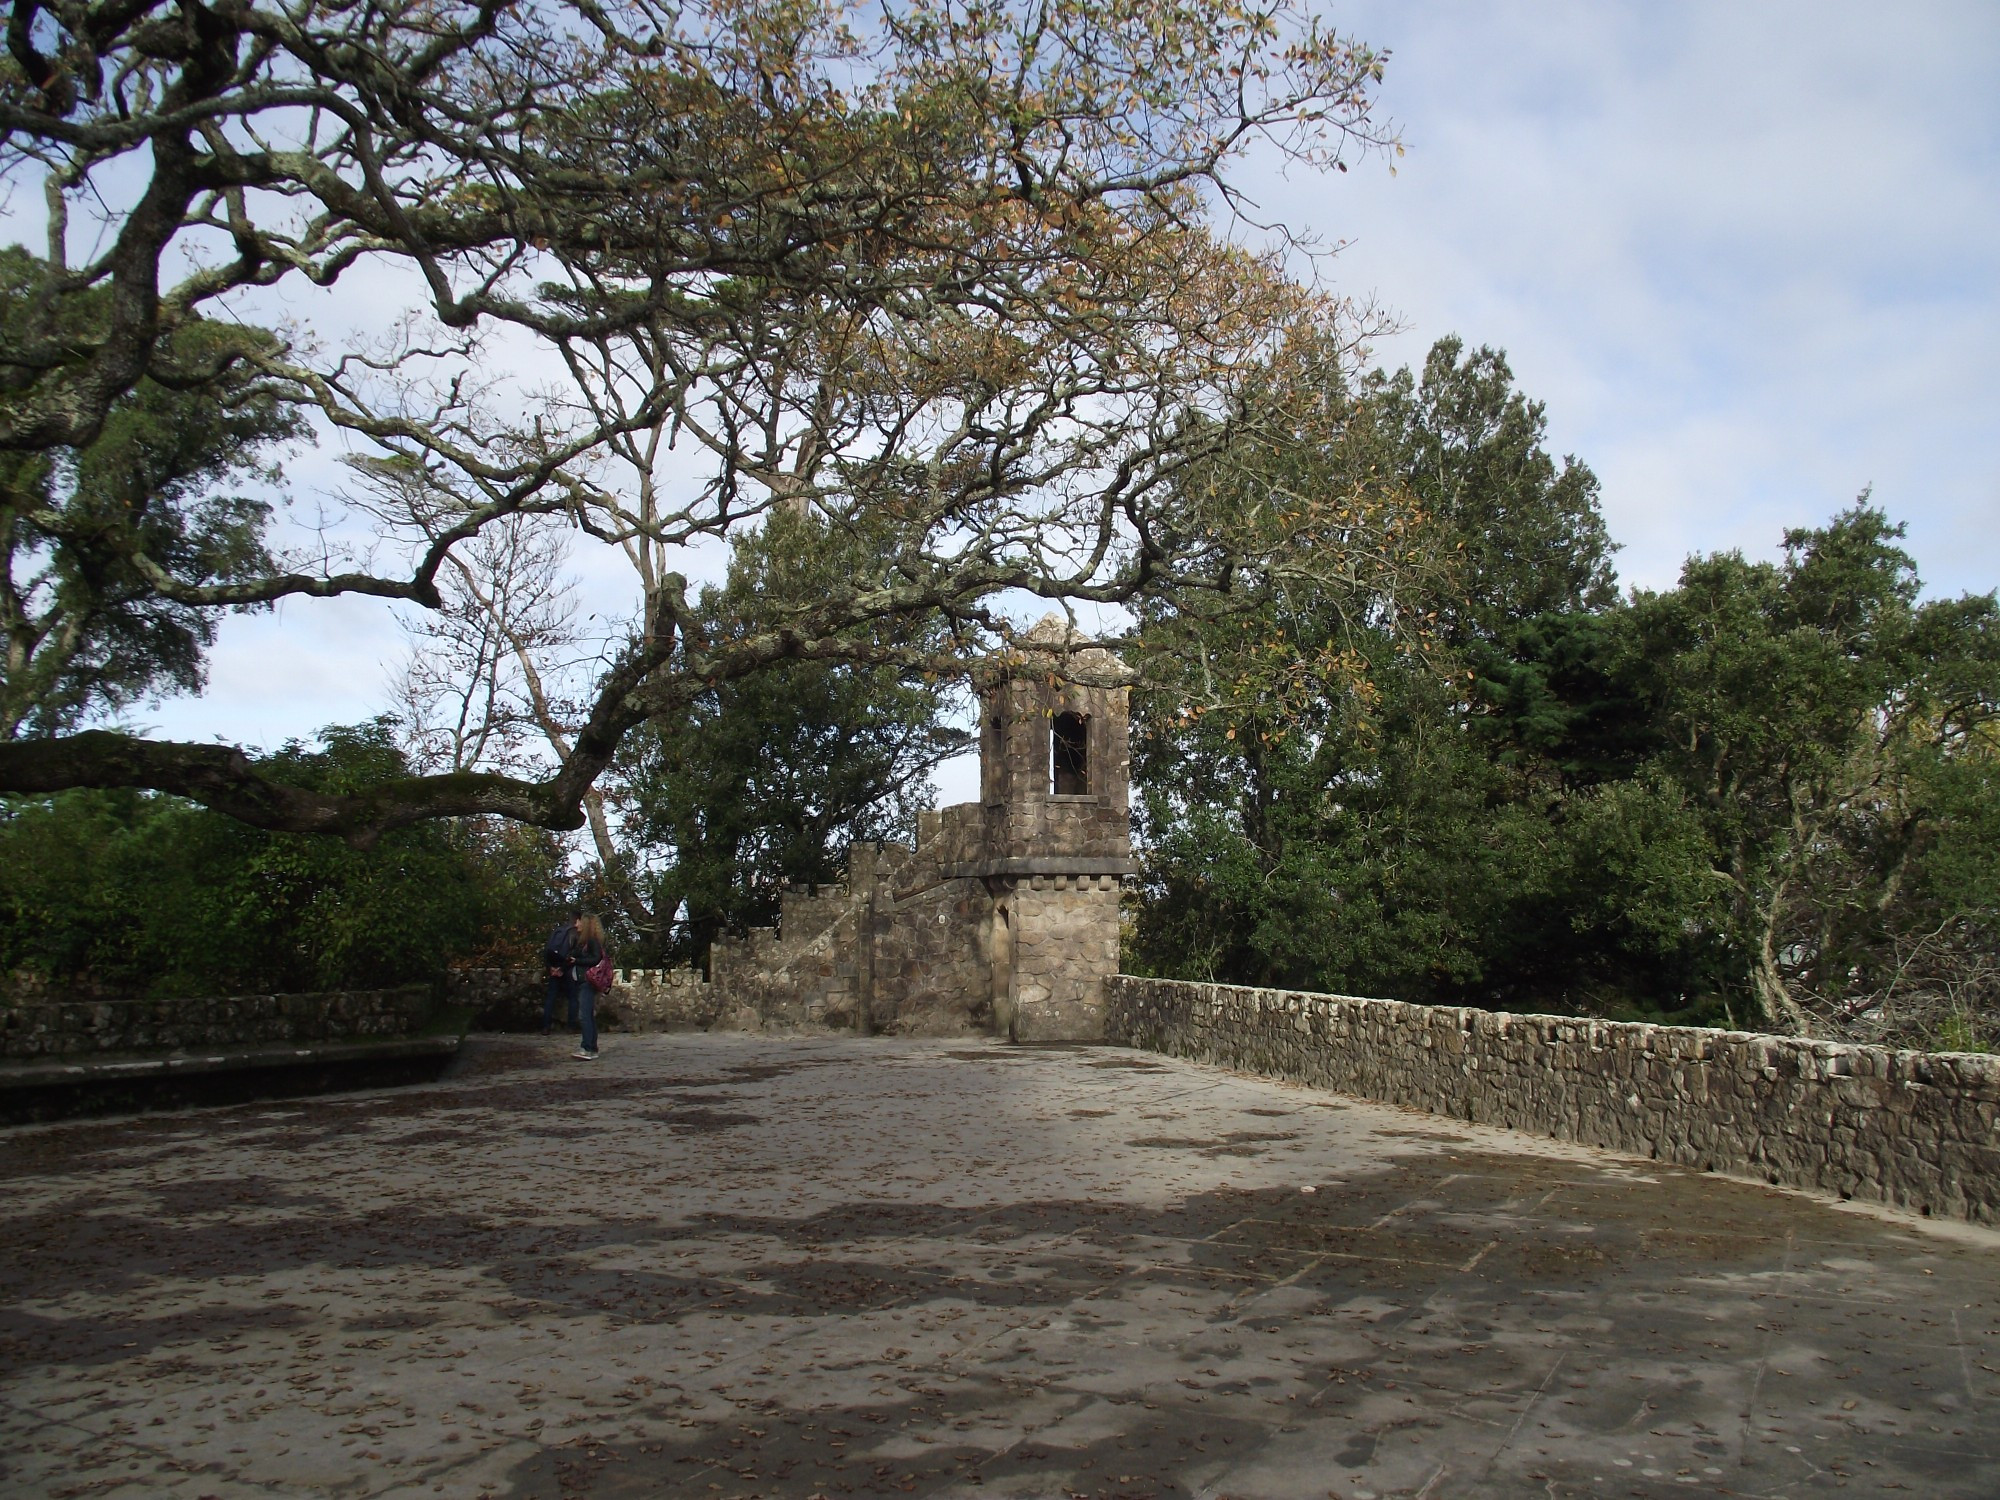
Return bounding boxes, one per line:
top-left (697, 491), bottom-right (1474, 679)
top-left (541, 971), bottom-right (577, 1031)
top-left (575, 976), bottom-right (598, 1053)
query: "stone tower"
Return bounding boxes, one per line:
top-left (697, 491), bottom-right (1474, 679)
top-left (972, 615), bottom-right (1133, 1041)
top-left (656, 613), bottom-right (1132, 1041)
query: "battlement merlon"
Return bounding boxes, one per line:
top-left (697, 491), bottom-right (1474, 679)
top-left (970, 615), bottom-right (1138, 693)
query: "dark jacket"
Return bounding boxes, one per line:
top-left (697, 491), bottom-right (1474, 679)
top-left (569, 936), bottom-right (606, 981)
top-left (543, 923), bottom-right (574, 974)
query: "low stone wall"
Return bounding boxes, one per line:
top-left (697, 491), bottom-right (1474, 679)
top-left (0, 985), bottom-right (437, 1061)
top-left (612, 969), bottom-right (725, 1031)
top-left (447, 968), bottom-right (724, 1033)
top-left (448, 968), bottom-right (561, 1032)
top-left (1105, 976), bottom-right (2000, 1225)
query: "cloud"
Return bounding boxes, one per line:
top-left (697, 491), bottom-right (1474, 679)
top-left (141, 595), bottom-right (408, 750)
top-left (1277, 0), bottom-right (2000, 595)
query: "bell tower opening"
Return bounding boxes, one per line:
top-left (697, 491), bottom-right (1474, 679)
top-left (1051, 711), bottom-right (1089, 795)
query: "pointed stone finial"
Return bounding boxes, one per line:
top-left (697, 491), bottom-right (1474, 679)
top-left (1020, 610), bottom-right (1083, 648)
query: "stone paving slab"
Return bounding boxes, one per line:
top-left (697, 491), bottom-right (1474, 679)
top-left (1, 1033), bottom-right (1995, 1500)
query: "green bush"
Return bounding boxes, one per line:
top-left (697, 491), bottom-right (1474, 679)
top-left (0, 721), bottom-right (564, 997)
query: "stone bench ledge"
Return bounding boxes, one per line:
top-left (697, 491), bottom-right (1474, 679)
top-left (0, 1033), bottom-right (461, 1093)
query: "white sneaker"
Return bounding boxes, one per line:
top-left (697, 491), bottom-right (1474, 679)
top-left (572, 1049), bottom-right (598, 1060)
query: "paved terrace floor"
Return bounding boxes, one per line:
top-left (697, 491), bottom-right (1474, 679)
top-left (2, 1035), bottom-right (1996, 1500)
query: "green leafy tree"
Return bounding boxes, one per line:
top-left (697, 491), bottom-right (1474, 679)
top-left (1132, 328), bottom-right (2000, 1042)
top-left (1625, 505), bottom-right (2000, 1035)
top-left (1137, 481), bottom-right (2000, 1043)
top-left (1467, 611), bottom-right (1659, 790)
top-left (1870, 738), bottom-right (2000, 1049)
top-left (616, 511), bottom-right (967, 965)
top-left (0, 722), bottom-right (565, 995)
top-left (1130, 337), bottom-right (1636, 1005)
top-left (0, 248), bottom-right (304, 736)
top-left (1132, 655), bottom-right (1519, 997)
top-left (1351, 337), bottom-right (1618, 645)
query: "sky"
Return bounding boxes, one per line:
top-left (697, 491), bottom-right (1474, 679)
top-left (1271, 0), bottom-right (1999, 597)
top-left (94, 1), bottom-right (2000, 776)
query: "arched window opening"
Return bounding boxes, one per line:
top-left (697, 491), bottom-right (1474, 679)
top-left (1051, 712), bottom-right (1089, 795)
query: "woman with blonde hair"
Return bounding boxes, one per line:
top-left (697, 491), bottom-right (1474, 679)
top-left (568, 913), bottom-right (610, 1061)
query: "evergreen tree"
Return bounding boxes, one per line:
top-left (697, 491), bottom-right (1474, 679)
top-left (0, 249), bottom-right (304, 736)
top-left (616, 512), bottom-right (966, 966)
top-left (1133, 338), bottom-right (2000, 1048)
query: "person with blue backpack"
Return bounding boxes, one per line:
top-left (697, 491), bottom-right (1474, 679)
top-left (539, 914), bottom-right (578, 1036)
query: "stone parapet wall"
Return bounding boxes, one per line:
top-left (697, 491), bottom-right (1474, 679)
top-left (612, 968), bottom-right (725, 1032)
top-left (1105, 976), bottom-right (2000, 1225)
top-left (448, 967), bottom-right (722, 1033)
top-left (711, 895), bottom-right (867, 1032)
top-left (444, 968), bottom-right (544, 1032)
top-left (0, 985), bottom-right (436, 1060)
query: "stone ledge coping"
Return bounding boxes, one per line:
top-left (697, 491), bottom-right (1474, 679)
top-left (0, 1033), bottom-right (461, 1092)
top-left (1110, 978), bottom-right (2000, 1089)
top-left (1, 983), bottom-right (432, 1012)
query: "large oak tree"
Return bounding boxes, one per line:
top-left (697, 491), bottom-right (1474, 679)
top-left (0, 0), bottom-right (1394, 843)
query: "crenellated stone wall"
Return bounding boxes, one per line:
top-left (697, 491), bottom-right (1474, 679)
top-left (1105, 975), bottom-right (2000, 1225)
top-left (599, 968), bottom-right (722, 1031)
top-left (0, 985), bottom-right (438, 1061)
top-left (707, 880), bottom-right (871, 1032)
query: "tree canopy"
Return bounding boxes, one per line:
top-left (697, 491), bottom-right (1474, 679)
top-left (0, 722), bottom-right (565, 995)
top-left (0, 0), bottom-right (1396, 842)
top-left (1130, 340), bottom-right (2000, 1048)
top-left (0, 246), bottom-right (303, 737)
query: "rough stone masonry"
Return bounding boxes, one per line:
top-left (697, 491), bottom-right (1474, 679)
top-left (1105, 975), bottom-right (2000, 1226)
top-left (0, 982), bottom-right (436, 1061)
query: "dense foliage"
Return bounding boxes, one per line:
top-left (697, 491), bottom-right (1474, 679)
top-left (0, 247), bottom-right (303, 738)
top-left (0, 723), bottom-right (565, 997)
top-left (614, 511), bottom-right (968, 967)
top-left (1131, 340), bottom-right (2000, 1051)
